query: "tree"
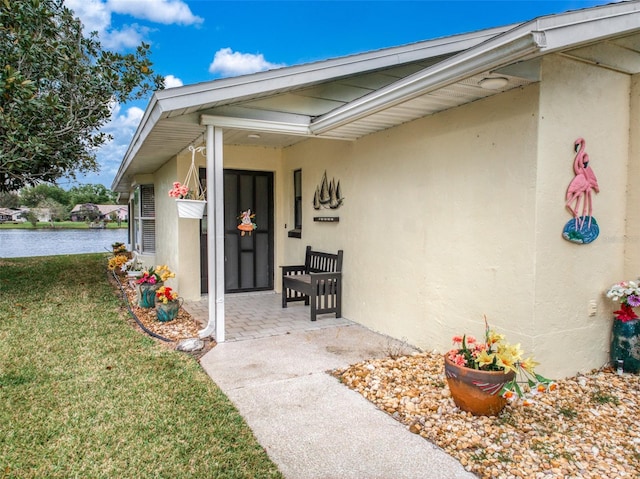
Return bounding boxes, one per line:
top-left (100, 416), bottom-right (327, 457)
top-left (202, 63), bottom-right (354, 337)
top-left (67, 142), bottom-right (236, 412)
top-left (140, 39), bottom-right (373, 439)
top-left (20, 210), bottom-right (38, 227)
top-left (0, 0), bottom-right (164, 192)
top-left (40, 198), bottom-right (68, 223)
top-left (0, 191), bottom-right (20, 208)
top-left (20, 184), bottom-right (69, 207)
top-left (68, 184), bottom-right (116, 206)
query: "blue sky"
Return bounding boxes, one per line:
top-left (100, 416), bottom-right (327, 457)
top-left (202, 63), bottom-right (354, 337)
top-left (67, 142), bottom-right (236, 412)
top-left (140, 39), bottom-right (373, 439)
top-left (62, 0), bottom-right (614, 188)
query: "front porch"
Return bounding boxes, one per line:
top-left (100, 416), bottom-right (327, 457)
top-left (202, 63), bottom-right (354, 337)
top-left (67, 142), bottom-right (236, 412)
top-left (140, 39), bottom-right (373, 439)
top-left (183, 291), bottom-right (353, 342)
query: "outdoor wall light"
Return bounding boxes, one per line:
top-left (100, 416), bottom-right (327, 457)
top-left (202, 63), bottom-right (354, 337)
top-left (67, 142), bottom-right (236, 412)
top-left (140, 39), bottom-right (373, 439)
top-left (247, 133), bottom-right (261, 139)
top-left (479, 77), bottom-right (509, 90)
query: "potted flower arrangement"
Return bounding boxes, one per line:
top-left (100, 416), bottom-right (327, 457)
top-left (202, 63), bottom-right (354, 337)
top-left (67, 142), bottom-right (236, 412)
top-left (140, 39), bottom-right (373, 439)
top-left (111, 242), bottom-right (127, 255)
top-left (445, 318), bottom-right (554, 416)
top-left (155, 286), bottom-right (182, 322)
top-left (136, 265), bottom-right (175, 308)
top-left (107, 254), bottom-right (129, 273)
top-left (606, 279), bottom-right (640, 373)
top-left (169, 145), bottom-right (207, 219)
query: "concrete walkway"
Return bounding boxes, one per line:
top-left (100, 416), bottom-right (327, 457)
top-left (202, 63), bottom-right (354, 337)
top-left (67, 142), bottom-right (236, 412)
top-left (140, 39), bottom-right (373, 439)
top-left (199, 323), bottom-right (476, 479)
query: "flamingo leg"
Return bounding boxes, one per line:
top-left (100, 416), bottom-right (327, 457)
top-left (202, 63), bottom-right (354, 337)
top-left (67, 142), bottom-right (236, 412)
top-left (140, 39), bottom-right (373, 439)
top-left (585, 191), bottom-right (593, 229)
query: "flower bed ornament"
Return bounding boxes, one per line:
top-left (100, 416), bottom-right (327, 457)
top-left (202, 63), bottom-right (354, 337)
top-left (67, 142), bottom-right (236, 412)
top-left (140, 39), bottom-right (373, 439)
top-left (445, 317), bottom-right (554, 415)
top-left (169, 145), bottom-right (206, 219)
top-left (155, 286), bottom-right (182, 322)
top-left (606, 279), bottom-right (640, 372)
top-left (136, 265), bottom-right (175, 308)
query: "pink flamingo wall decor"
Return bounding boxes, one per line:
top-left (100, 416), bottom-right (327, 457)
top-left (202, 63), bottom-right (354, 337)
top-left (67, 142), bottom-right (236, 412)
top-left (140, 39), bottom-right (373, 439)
top-left (562, 137), bottom-right (600, 244)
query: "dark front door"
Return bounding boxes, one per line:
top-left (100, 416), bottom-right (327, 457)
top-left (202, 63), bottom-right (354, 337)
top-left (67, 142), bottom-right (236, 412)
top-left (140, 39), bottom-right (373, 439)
top-left (200, 169), bottom-right (274, 293)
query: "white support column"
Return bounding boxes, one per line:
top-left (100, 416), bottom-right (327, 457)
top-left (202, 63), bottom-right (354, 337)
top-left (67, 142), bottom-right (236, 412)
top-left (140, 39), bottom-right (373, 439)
top-left (198, 125), bottom-right (225, 342)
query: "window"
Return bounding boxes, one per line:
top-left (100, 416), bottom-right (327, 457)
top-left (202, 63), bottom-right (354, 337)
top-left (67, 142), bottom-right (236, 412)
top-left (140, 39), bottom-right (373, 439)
top-left (289, 169), bottom-right (302, 238)
top-left (132, 184), bottom-right (155, 253)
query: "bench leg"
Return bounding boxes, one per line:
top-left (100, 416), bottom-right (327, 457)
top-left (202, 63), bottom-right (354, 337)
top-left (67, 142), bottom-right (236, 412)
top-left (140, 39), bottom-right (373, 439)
top-left (310, 294), bottom-right (317, 321)
top-left (282, 287), bottom-right (287, 308)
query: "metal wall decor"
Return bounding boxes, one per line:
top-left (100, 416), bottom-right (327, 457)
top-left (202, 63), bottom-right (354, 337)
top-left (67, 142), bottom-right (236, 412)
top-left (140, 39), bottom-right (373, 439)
top-left (562, 137), bottom-right (600, 244)
top-left (313, 171), bottom-right (344, 210)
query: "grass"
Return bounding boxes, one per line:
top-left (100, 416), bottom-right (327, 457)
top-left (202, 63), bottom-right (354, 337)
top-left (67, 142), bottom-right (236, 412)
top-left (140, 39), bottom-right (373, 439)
top-left (0, 221), bottom-right (126, 229)
top-left (0, 254), bottom-right (282, 479)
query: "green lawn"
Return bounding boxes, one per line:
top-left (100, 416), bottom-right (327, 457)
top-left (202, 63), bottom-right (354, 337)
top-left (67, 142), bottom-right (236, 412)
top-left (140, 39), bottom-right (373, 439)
top-left (0, 254), bottom-right (282, 479)
top-left (0, 221), bottom-right (126, 229)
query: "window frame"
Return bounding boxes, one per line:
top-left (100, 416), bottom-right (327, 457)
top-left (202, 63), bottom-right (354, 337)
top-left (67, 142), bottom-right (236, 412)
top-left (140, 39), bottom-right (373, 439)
top-left (288, 169), bottom-right (302, 238)
top-left (132, 184), bottom-right (156, 254)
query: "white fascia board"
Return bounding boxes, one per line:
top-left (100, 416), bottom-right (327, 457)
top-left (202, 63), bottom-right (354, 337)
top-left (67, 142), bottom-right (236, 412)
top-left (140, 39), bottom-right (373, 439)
top-left (200, 114), bottom-right (312, 136)
top-left (534, 9), bottom-right (640, 54)
top-left (310, 32), bottom-right (545, 135)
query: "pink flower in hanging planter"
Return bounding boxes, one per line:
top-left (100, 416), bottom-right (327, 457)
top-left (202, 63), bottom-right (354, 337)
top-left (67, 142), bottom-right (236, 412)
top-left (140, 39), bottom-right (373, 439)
top-left (168, 182), bottom-right (192, 199)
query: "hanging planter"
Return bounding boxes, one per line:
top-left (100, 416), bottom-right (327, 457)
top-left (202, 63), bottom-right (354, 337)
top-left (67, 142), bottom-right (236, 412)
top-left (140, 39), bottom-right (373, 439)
top-left (176, 199), bottom-right (206, 219)
top-left (169, 145), bottom-right (207, 219)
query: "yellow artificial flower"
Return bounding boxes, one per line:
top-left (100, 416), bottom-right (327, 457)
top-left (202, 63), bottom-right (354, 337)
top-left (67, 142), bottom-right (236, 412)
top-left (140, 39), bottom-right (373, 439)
top-left (476, 350), bottom-right (497, 369)
top-left (520, 356), bottom-right (539, 374)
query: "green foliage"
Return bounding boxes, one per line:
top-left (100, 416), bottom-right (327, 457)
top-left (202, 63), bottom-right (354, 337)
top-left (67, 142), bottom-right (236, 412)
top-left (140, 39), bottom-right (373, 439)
top-left (39, 198), bottom-right (68, 221)
top-left (68, 183), bottom-right (116, 205)
top-left (19, 184), bottom-right (69, 206)
top-left (0, 0), bottom-right (164, 192)
top-left (0, 190), bottom-right (19, 207)
top-left (590, 388), bottom-right (620, 406)
top-left (20, 209), bottom-right (38, 226)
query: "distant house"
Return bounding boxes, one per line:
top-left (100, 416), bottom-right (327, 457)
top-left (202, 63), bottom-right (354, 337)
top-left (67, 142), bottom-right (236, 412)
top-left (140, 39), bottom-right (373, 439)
top-left (29, 208), bottom-right (51, 222)
top-left (70, 204), bottom-right (128, 222)
top-left (112, 1), bottom-right (640, 379)
top-left (0, 208), bottom-right (23, 223)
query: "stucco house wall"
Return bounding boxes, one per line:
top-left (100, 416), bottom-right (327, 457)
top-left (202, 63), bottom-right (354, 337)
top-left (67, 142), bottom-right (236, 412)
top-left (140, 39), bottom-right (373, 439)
top-left (626, 73), bottom-right (640, 276)
top-left (533, 55), bottom-right (632, 377)
top-left (281, 77), bottom-right (540, 365)
top-left (276, 53), bottom-right (635, 378)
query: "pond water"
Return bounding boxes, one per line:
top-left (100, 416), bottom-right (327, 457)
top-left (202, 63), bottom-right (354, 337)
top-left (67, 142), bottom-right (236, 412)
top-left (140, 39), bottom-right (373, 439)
top-left (0, 228), bottom-right (128, 258)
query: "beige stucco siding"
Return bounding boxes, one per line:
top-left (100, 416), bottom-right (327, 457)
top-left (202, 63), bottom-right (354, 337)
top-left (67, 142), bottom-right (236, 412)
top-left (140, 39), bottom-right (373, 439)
top-left (282, 83), bottom-right (540, 363)
top-left (534, 55), bottom-right (632, 377)
top-left (626, 73), bottom-right (640, 276)
top-left (153, 150), bottom-right (206, 298)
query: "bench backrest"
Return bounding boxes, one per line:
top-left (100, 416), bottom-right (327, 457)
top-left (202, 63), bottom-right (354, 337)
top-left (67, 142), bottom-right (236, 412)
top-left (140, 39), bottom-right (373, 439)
top-left (304, 245), bottom-right (343, 273)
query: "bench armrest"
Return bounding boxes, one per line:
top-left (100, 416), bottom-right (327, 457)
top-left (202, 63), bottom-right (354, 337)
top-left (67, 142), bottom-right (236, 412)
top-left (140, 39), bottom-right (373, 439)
top-left (281, 265), bottom-right (306, 275)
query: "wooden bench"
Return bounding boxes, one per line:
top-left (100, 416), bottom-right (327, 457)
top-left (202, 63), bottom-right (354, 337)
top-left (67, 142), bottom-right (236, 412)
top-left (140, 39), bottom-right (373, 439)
top-left (281, 246), bottom-right (343, 321)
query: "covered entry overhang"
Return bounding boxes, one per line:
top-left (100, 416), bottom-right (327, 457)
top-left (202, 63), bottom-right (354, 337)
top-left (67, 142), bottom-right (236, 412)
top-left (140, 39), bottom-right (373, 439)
top-left (111, 1), bottom-right (640, 342)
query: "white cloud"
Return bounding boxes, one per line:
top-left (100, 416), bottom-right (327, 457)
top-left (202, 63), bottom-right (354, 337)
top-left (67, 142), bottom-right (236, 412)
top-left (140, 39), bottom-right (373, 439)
top-left (208, 48), bottom-right (286, 77)
top-left (65, 0), bottom-right (111, 35)
top-left (64, 0), bottom-right (200, 50)
top-left (81, 104), bottom-right (145, 187)
top-left (164, 74), bottom-right (184, 89)
top-left (107, 0), bottom-right (203, 25)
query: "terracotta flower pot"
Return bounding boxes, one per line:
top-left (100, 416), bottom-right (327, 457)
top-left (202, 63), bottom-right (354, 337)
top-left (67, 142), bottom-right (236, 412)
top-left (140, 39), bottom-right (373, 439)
top-left (444, 355), bottom-right (515, 416)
